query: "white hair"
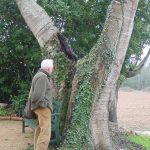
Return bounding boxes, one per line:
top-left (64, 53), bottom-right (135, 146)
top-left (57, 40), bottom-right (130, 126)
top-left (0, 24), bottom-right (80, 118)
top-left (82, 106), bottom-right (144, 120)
top-left (41, 59), bottom-right (53, 70)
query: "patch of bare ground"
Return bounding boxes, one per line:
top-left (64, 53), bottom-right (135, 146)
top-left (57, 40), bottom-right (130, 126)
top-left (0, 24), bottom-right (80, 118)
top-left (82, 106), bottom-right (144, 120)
top-left (0, 120), bottom-right (33, 150)
top-left (118, 90), bottom-right (150, 131)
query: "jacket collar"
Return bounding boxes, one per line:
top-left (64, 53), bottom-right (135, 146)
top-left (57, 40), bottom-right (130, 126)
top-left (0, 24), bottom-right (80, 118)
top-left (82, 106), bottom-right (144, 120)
top-left (39, 68), bottom-right (50, 78)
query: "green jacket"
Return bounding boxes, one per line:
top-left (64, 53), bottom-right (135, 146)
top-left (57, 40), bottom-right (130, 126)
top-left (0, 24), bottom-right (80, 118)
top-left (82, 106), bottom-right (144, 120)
top-left (30, 69), bottom-right (53, 112)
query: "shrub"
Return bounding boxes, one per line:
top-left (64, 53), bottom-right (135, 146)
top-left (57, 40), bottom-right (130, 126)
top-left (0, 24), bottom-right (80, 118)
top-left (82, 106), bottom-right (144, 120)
top-left (128, 134), bottom-right (150, 150)
top-left (0, 107), bottom-right (11, 116)
top-left (11, 81), bottom-right (30, 116)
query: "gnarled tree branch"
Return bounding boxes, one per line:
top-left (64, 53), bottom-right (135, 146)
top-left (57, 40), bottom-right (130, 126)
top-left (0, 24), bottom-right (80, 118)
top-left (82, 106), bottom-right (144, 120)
top-left (127, 48), bottom-right (150, 78)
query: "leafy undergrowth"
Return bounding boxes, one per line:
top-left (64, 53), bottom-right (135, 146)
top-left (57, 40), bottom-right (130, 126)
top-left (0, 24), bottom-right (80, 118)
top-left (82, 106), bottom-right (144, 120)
top-left (25, 129), bottom-right (148, 150)
top-left (25, 145), bottom-right (33, 150)
top-left (128, 135), bottom-right (150, 150)
top-left (26, 134), bottom-right (147, 150)
top-left (0, 107), bottom-right (13, 116)
top-left (25, 145), bottom-right (56, 150)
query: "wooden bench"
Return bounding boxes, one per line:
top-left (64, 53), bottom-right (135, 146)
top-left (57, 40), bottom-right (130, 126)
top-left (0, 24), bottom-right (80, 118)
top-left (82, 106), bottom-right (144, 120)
top-left (22, 101), bottom-right (62, 145)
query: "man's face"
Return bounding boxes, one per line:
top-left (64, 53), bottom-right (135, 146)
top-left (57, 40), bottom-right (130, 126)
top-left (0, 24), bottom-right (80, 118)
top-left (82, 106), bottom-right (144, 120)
top-left (47, 67), bottom-right (53, 74)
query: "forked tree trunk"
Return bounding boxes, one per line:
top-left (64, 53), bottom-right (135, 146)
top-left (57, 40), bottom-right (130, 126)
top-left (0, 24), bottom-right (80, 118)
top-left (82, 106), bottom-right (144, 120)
top-left (90, 0), bottom-right (139, 149)
top-left (16, 0), bottom-right (139, 149)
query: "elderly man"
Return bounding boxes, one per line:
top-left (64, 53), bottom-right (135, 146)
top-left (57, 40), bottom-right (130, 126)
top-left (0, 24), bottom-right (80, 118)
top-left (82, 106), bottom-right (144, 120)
top-left (30, 59), bottom-right (53, 150)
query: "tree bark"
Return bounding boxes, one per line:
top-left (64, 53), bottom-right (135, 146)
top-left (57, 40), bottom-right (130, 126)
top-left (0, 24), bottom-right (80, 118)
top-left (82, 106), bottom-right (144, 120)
top-left (16, 0), bottom-right (58, 51)
top-left (108, 83), bottom-right (118, 123)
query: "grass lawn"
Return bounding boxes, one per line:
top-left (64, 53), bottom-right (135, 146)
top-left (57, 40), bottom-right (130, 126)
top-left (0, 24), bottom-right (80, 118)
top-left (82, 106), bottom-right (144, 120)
top-left (128, 134), bottom-right (150, 150)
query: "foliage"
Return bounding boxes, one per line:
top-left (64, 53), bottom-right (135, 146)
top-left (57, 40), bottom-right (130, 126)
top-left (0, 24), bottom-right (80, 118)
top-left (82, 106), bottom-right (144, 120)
top-left (0, 0), bottom-right (42, 104)
top-left (128, 135), bottom-right (150, 150)
top-left (40, 0), bottom-right (111, 58)
top-left (53, 52), bottom-right (70, 85)
top-left (11, 81), bottom-right (30, 116)
top-left (121, 0), bottom-right (150, 78)
top-left (24, 145), bottom-right (34, 150)
top-left (122, 65), bottom-right (150, 90)
top-left (0, 107), bottom-right (12, 116)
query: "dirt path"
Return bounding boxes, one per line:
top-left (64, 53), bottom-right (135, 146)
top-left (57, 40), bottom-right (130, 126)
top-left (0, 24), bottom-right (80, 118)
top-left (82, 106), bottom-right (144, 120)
top-left (118, 90), bottom-right (150, 131)
top-left (0, 90), bottom-right (149, 150)
top-left (0, 120), bottom-right (33, 150)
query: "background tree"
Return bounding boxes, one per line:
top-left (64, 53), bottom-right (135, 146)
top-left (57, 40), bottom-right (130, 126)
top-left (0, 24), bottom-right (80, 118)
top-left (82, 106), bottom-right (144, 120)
top-left (0, 0), bottom-right (41, 113)
top-left (122, 64), bottom-right (150, 90)
top-left (122, 0), bottom-right (150, 77)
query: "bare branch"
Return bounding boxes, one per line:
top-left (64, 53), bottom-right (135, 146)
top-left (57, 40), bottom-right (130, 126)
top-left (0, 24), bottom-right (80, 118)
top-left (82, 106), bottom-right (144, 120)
top-left (127, 48), bottom-right (150, 78)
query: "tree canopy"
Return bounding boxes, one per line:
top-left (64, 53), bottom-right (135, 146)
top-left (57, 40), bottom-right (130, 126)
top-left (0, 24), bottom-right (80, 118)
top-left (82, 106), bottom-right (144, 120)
top-left (0, 0), bottom-right (42, 105)
top-left (121, 0), bottom-right (150, 77)
top-left (39, 0), bottom-right (111, 57)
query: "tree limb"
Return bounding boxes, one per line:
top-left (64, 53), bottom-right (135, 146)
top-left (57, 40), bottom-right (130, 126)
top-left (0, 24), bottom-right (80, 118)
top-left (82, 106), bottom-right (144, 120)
top-left (127, 48), bottom-right (150, 78)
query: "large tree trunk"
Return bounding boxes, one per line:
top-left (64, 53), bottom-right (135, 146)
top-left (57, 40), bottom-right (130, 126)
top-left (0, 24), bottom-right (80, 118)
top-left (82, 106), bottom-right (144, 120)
top-left (16, 0), bottom-right (139, 149)
top-left (90, 1), bottom-right (139, 149)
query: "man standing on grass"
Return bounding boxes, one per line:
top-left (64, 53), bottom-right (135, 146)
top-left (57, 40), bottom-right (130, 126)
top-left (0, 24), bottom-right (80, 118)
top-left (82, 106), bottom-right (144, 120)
top-left (30, 59), bottom-right (53, 150)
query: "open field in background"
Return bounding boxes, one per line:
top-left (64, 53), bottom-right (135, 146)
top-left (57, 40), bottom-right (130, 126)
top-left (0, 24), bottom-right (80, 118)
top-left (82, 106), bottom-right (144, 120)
top-left (118, 90), bottom-right (150, 131)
